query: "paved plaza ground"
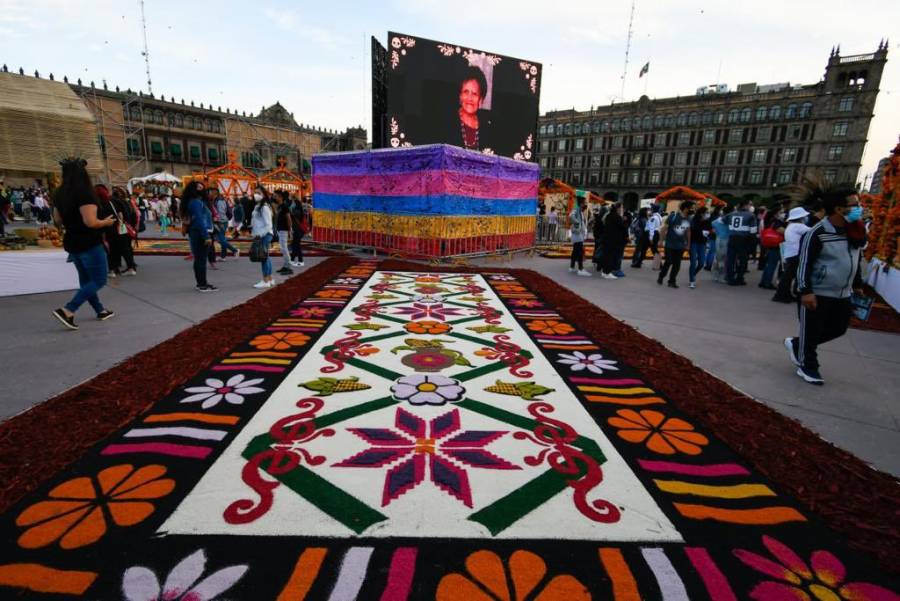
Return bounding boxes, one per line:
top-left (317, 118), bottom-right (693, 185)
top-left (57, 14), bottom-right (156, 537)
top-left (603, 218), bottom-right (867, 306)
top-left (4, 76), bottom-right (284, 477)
top-left (2, 250), bottom-right (898, 476)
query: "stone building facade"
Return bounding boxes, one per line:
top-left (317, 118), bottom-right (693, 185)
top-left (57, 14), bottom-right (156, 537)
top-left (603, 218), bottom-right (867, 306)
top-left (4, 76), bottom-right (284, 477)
top-left (536, 44), bottom-right (888, 208)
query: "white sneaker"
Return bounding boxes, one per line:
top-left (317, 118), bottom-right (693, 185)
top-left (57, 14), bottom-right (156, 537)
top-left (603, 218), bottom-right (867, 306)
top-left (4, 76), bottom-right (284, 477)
top-left (568, 267), bottom-right (576, 273)
top-left (296, 261), bottom-right (304, 267)
top-left (266, 280), bottom-right (276, 287)
top-left (253, 280), bottom-right (268, 289)
top-left (289, 261), bottom-right (300, 267)
top-left (689, 282), bottom-right (696, 289)
top-left (576, 270), bottom-right (592, 277)
top-left (124, 269), bottom-right (137, 276)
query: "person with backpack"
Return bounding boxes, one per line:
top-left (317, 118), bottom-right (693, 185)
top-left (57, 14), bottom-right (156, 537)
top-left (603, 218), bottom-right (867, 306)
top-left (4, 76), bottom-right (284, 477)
top-left (289, 195), bottom-right (306, 267)
top-left (657, 201), bottom-right (693, 288)
top-left (630, 207), bottom-right (649, 268)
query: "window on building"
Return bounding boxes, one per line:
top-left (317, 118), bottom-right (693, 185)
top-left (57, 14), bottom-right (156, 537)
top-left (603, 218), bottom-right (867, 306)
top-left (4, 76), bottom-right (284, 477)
top-left (572, 155), bottom-right (584, 168)
top-left (609, 172), bottom-right (620, 184)
top-left (571, 173), bottom-right (582, 185)
top-left (777, 169), bottom-right (792, 184)
top-left (564, 123), bottom-right (573, 135)
top-left (838, 97), bottom-right (854, 112)
top-left (832, 122), bottom-right (848, 137)
top-left (622, 119), bottom-right (631, 131)
top-left (594, 136), bottom-right (603, 148)
top-left (556, 157), bottom-right (565, 167)
top-left (752, 149), bottom-right (767, 163)
top-left (727, 109), bottom-right (739, 123)
top-left (700, 151), bottom-right (712, 165)
top-left (696, 170), bottom-right (710, 184)
top-left (633, 134), bottom-right (645, 147)
top-left (757, 126), bottom-right (771, 142)
top-left (725, 149), bottom-right (739, 164)
top-left (715, 111), bottom-right (726, 124)
top-left (791, 126), bottom-right (802, 139)
top-left (827, 145), bottom-right (844, 161)
top-left (782, 147), bottom-right (797, 162)
top-left (539, 157), bottom-right (548, 168)
top-left (643, 116), bottom-right (652, 130)
top-left (769, 105), bottom-right (781, 120)
top-left (675, 152), bottom-right (688, 166)
top-left (630, 171), bottom-right (640, 184)
top-left (575, 138), bottom-right (584, 150)
top-left (677, 131), bottom-right (690, 145)
top-left (702, 111), bottom-right (713, 125)
top-left (593, 122), bottom-right (602, 133)
top-left (650, 171), bottom-right (662, 184)
top-left (633, 117), bottom-right (641, 130)
top-left (652, 152), bottom-right (664, 166)
top-left (654, 132), bottom-right (667, 146)
top-left (610, 154), bottom-right (622, 166)
top-left (665, 114), bottom-right (676, 128)
top-left (756, 106), bottom-right (767, 121)
top-left (677, 113), bottom-right (688, 127)
top-left (574, 123), bottom-right (583, 135)
top-left (612, 119), bottom-right (621, 132)
top-left (591, 155), bottom-right (602, 168)
top-left (824, 168), bottom-right (837, 183)
top-left (729, 128), bottom-right (743, 144)
top-left (539, 125), bottom-right (547, 135)
top-left (175, 113), bottom-right (184, 128)
top-left (612, 136), bottom-right (624, 148)
top-left (785, 104), bottom-right (798, 119)
top-left (688, 112), bottom-right (700, 126)
top-left (654, 115), bottom-right (664, 128)
top-left (590, 172), bottom-right (600, 185)
top-left (740, 107), bottom-right (752, 123)
top-left (539, 140), bottom-right (550, 152)
top-left (672, 169), bottom-right (685, 183)
top-left (748, 170), bottom-right (764, 184)
top-left (722, 170), bottom-right (736, 184)
top-left (601, 121), bottom-right (610, 132)
top-left (799, 102), bottom-right (813, 118)
top-left (703, 129), bottom-right (715, 144)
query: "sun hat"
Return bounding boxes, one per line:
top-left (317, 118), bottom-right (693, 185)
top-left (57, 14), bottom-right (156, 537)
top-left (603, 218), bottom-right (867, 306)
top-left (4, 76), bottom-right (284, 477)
top-left (787, 207), bottom-right (809, 222)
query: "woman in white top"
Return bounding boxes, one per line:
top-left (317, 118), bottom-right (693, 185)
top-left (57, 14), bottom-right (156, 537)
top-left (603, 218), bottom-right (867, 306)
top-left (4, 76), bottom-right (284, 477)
top-left (772, 207), bottom-right (810, 303)
top-left (250, 190), bottom-right (275, 289)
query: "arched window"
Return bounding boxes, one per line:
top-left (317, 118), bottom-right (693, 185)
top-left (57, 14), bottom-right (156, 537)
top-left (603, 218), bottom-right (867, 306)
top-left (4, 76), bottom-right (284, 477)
top-left (665, 114), bottom-right (676, 128)
top-left (688, 112), bottom-right (700, 126)
top-left (756, 106), bottom-right (767, 121)
top-left (799, 102), bottom-right (813, 118)
top-left (175, 113), bottom-right (184, 128)
top-left (643, 116), bottom-right (652, 130)
top-left (654, 114), bottom-right (664, 128)
top-left (612, 119), bottom-right (621, 132)
top-left (539, 125), bottom-right (547, 135)
top-left (622, 118), bottom-right (631, 131)
top-left (701, 111), bottom-right (712, 125)
top-left (564, 123), bottom-right (573, 135)
top-left (740, 107), bottom-right (751, 123)
top-left (601, 120), bottom-right (610, 132)
top-left (769, 105), bottom-right (781, 120)
top-left (714, 111), bottom-right (725, 124)
top-left (131, 107), bottom-right (142, 121)
top-left (727, 109), bottom-right (739, 123)
top-left (574, 123), bottom-right (582, 135)
top-left (633, 117), bottom-right (641, 130)
top-left (785, 104), bottom-right (797, 119)
top-left (167, 113), bottom-right (175, 126)
top-left (677, 113), bottom-right (688, 127)
top-left (593, 121), bottom-right (601, 133)
top-left (546, 124), bottom-right (554, 135)
top-left (205, 119), bottom-right (213, 132)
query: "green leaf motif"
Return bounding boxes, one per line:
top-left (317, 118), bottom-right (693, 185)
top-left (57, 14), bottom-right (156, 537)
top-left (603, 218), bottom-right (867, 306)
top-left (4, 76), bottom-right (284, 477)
top-left (467, 325), bottom-right (512, 334)
top-left (301, 376), bottom-right (371, 396)
top-left (343, 323), bottom-right (390, 331)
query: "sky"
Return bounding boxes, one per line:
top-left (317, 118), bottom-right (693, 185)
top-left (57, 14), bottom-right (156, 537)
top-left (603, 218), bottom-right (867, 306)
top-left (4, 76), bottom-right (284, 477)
top-left (1, 0), bottom-right (898, 183)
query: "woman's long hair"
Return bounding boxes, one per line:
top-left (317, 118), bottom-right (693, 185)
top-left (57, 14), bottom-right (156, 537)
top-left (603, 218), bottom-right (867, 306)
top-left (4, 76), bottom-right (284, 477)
top-left (180, 181), bottom-right (202, 219)
top-left (254, 187), bottom-right (271, 215)
top-left (54, 159), bottom-right (96, 217)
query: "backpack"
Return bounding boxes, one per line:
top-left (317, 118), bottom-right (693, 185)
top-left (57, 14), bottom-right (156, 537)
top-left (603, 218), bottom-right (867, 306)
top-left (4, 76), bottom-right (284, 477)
top-left (630, 217), bottom-right (644, 238)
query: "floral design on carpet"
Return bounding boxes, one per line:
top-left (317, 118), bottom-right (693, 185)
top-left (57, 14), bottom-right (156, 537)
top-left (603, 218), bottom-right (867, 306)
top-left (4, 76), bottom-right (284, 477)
top-left (391, 374), bottom-right (466, 405)
top-left (334, 407), bottom-right (520, 507)
top-left (180, 374), bottom-right (266, 409)
top-left (122, 549), bottom-right (248, 601)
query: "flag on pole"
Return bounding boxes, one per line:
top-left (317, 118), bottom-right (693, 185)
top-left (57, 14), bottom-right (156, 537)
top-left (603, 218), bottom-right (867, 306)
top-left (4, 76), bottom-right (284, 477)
top-left (639, 62), bottom-right (650, 78)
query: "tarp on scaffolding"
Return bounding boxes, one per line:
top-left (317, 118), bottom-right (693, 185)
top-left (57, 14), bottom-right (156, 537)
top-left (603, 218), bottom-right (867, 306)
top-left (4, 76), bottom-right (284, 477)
top-left (0, 73), bottom-right (104, 181)
top-left (312, 144), bottom-right (539, 258)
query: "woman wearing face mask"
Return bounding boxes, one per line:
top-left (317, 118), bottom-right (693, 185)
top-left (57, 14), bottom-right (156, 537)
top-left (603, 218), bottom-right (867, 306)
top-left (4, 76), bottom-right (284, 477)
top-left (251, 188), bottom-right (275, 289)
top-left (180, 181), bottom-right (217, 292)
top-left (759, 204), bottom-right (787, 290)
top-left (786, 188), bottom-right (865, 385)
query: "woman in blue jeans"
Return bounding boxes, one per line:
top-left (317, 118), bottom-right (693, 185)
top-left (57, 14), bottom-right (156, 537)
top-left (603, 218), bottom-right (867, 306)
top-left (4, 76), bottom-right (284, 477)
top-left (51, 158), bottom-right (118, 330)
top-left (180, 181), bottom-right (217, 292)
top-left (251, 189), bottom-right (275, 288)
top-left (687, 205), bottom-right (711, 289)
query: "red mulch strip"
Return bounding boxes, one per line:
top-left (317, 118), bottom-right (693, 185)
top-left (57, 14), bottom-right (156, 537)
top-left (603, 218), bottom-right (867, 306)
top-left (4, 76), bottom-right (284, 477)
top-left (0, 257), bottom-right (356, 514)
top-left (850, 284), bottom-right (900, 334)
top-left (380, 260), bottom-right (900, 575)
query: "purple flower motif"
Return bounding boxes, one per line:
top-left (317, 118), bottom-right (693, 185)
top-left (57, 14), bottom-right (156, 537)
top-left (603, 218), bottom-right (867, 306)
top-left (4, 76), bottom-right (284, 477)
top-left (556, 351), bottom-right (619, 375)
top-left (122, 549), bottom-right (247, 601)
top-left (180, 374), bottom-right (266, 409)
top-left (334, 408), bottom-right (520, 507)
top-left (393, 302), bottom-right (465, 322)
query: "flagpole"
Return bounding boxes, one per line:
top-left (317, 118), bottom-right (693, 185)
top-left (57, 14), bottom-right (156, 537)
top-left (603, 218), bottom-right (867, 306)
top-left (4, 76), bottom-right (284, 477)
top-left (643, 65), bottom-right (649, 96)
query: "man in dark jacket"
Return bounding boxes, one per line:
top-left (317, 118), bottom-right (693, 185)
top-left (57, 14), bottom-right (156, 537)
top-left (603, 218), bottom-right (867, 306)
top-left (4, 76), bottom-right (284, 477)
top-left (725, 199), bottom-right (758, 285)
top-left (600, 203), bottom-right (628, 279)
top-left (786, 188), bottom-right (864, 385)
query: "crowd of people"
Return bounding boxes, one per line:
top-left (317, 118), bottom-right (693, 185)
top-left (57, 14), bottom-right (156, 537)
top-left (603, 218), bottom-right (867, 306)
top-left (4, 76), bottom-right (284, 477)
top-left (566, 184), bottom-right (868, 386)
top-left (0, 181), bottom-right (54, 234)
top-left (47, 159), bottom-right (312, 330)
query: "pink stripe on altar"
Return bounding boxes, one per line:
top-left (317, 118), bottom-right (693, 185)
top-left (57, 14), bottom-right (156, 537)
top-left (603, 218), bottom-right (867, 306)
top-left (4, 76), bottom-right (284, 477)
top-left (684, 548), bottom-right (738, 601)
top-left (570, 377), bottom-right (646, 386)
top-left (379, 547), bottom-right (417, 601)
top-left (313, 171), bottom-right (537, 200)
top-left (212, 365), bottom-right (285, 373)
top-left (638, 460), bottom-right (751, 477)
top-left (101, 442), bottom-right (212, 459)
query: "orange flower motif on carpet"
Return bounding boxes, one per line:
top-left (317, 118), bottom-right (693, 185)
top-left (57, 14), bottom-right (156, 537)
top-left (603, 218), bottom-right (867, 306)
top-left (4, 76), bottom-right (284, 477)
top-left (315, 289), bottom-right (352, 299)
top-left (405, 321), bottom-right (451, 335)
top-left (526, 320), bottom-right (575, 336)
top-left (249, 332), bottom-right (310, 350)
top-left (492, 283), bottom-right (528, 293)
top-left (355, 344), bottom-right (380, 356)
top-left (16, 464), bottom-right (174, 550)
top-left (608, 409), bottom-right (709, 455)
top-left (415, 276), bottom-right (442, 283)
top-left (475, 347), bottom-right (502, 360)
top-left (436, 549), bottom-right (590, 601)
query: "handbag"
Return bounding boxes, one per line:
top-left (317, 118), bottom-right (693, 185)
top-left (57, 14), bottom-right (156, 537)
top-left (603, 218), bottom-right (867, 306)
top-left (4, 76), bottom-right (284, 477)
top-left (760, 226), bottom-right (784, 249)
top-left (249, 236), bottom-right (268, 263)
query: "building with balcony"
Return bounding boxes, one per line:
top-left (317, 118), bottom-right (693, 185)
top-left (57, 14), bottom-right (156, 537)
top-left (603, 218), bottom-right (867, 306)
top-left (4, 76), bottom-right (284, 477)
top-left (536, 43), bottom-right (888, 208)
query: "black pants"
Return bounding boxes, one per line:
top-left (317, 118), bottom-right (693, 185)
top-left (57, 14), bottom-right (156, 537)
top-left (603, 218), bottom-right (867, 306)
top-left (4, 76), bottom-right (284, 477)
top-left (108, 234), bottom-right (136, 272)
top-left (290, 228), bottom-right (304, 262)
top-left (632, 231), bottom-right (649, 266)
top-left (207, 231), bottom-right (217, 264)
top-left (188, 230), bottom-right (208, 286)
top-left (570, 241), bottom-right (584, 270)
top-left (602, 243), bottom-right (621, 274)
top-left (797, 296), bottom-right (851, 371)
top-left (726, 236), bottom-right (752, 283)
top-left (649, 231), bottom-right (660, 257)
top-left (658, 247), bottom-right (684, 283)
top-left (774, 256), bottom-right (798, 301)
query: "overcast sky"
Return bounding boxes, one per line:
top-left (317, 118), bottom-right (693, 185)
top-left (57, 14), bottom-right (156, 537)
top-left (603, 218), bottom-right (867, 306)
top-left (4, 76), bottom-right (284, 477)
top-left (1, 0), bottom-right (897, 183)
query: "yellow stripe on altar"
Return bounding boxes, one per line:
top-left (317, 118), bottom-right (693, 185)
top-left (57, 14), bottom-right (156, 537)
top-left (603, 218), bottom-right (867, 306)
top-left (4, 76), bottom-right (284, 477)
top-left (313, 210), bottom-right (536, 240)
top-left (654, 480), bottom-right (776, 499)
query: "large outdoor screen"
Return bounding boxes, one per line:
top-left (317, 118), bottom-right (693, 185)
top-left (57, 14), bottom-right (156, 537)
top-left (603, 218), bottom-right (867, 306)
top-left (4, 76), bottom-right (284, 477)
top-left (385, 32), bottom-right (542, 161)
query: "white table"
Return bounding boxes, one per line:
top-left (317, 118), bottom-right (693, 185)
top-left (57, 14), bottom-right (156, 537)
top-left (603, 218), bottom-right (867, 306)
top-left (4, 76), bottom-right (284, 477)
top-left (866, 257), bottom-right (900, 312)
top-left (0, 249), bottom-right (80, 297)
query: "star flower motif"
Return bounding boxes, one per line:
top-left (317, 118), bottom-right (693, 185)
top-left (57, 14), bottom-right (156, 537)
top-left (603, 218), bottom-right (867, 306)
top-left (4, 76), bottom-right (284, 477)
top-left (488, 274), bottom-right (516, 281)
top-left (391, 374), bottom-right (465, 405)
top-left (180, 374), bottom-right (266, 409)
top-left (556, 351), bottom-right (619, 375)
top-left (122, 549), bottom-right (248, 601)
top-left (332, 277), bottom-right (363, 285)
top-left (511, 298), bottom-right (543, 308)
top-left (334, 408), bottom-right (520, 507)
top-left (393, 302), bottom-right (465, 322)
top-left (289, 306), bottom-right (332, 318)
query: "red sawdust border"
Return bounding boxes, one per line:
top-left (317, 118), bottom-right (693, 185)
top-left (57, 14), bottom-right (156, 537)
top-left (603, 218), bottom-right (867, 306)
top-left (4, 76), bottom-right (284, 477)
top-left (379, 259), bottom-right (900, 575)
top-left (0, 257), bottom-right (356, 515)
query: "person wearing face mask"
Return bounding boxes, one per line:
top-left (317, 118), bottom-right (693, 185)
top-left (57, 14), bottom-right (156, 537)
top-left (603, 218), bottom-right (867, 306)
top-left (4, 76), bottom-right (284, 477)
top-left (758, 203), bottom-right (787, 290)
top-left (772, 207), bottom-right (811, 303)
top-left (786, 188), bottom-right (865, 385)
top-left (568, 196), bottom-right (590, 276)
top-left (657, 201), bottom-right (693, 288)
